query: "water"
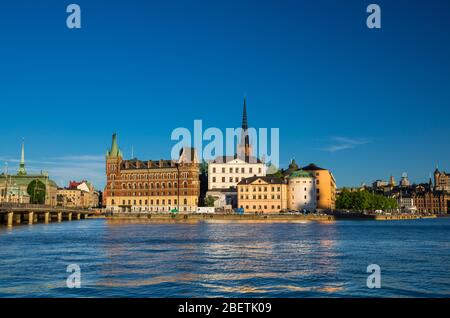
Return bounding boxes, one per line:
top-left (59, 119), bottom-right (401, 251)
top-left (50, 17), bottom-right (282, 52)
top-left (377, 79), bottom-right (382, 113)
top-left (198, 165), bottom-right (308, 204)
top-left (0, 218), bottom-right (450, 297)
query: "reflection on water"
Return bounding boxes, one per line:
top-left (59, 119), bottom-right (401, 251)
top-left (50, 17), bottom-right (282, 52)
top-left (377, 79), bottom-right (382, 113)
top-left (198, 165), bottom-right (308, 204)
top-left (0, 218), bottom-right (450, 297)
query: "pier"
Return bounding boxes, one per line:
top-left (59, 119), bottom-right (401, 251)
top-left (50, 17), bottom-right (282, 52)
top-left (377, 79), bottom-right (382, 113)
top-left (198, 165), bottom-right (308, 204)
top-left (0, 203), bottom-right (96, 227)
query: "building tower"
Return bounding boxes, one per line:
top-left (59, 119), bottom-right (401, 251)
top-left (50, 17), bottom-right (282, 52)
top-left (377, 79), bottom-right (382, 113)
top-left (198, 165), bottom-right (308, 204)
top-left (17, 139), bottom-right (27, 176)
top-left (237, 97), bottom-right (252, 161)
top-left (105, 133), bottom-right (123, 205)
top-left (389, 175), bottom-right (396, 187)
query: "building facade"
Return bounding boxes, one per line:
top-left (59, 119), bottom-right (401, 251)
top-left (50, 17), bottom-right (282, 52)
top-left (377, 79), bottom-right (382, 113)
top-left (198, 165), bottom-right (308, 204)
top-left (301, 163), bottom-right (336, 211)
top-left (57, 180), bottom-right (99, 208)
top-left (208, 156), bottom-right (265, 190)
top-left (288, 170), bottom-right (316, 212)
top-left (434, 168), bottom-right (450, 191)
top-left (104, 133), bottom-right (200, 213)
top-left (0, 141), bottom-right (58, 205)
top-left (237, 176), bottom-right (288, 213)
top-left (206, 98), bottom-right (266, 208)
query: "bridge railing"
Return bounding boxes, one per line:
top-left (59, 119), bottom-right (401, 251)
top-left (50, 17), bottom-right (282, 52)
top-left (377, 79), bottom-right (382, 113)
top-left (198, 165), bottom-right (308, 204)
top-left (0, 203), bottom-right (93, 211)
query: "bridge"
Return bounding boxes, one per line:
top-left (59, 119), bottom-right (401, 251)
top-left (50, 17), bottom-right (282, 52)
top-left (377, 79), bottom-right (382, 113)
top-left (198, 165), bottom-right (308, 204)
top-left (0, 203), bottom-right (97, 227)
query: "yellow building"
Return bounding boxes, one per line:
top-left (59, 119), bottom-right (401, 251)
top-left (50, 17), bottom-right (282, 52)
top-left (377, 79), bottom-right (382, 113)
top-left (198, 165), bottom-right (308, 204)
top-left (104, 133), bottom-right (200, 213)
top-left (237, 176), bottom-right (288, 213)
top-left (302, 163), bottom-right (336, 210)
top-left (57, 181), bottom-right (99, 208)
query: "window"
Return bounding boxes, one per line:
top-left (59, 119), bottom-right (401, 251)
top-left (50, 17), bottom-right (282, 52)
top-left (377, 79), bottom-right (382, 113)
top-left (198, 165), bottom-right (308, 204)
top-left (249, 168), bottom-right (253, 173)
top-left (241, 168), bottom-right (245, 173)
top-left (222, 168), bottom-right (225, 173)
top-left (213, 167), bottom-right (216, 173)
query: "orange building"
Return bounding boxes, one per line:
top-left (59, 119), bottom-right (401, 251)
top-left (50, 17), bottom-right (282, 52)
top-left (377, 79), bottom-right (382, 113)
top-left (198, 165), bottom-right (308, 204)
top-left (301, 163), bottom-right (336, 211)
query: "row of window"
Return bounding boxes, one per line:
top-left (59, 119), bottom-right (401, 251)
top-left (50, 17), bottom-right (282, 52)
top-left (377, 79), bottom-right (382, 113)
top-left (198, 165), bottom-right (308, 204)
top-left (212, 167), bottom-right (262, 174)
top-left (111, 198), bottom-right (189, 206)
top-left (119, 191), bottom-right (190, 196)
top-left (240, 205), bottom-right (281, 210)
top-left (108, 169), bottom-right (192, 181)
top-left (121, 182), bottom-right (188, 189)
top-left (240, 195), bottom-right (282, 200)
top-left (238, 187), bottom-right (282, 192)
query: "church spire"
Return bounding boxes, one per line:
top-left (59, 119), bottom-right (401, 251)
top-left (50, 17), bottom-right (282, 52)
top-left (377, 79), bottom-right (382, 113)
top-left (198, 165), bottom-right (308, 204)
top-left (237, 97), bottom-right (252, 160)
top-left (107, 133), bottom-right (122, 158)
top-left (18, 139), bottom-right (27, 176)
top-left (242, 96), bottom-right (248, 131)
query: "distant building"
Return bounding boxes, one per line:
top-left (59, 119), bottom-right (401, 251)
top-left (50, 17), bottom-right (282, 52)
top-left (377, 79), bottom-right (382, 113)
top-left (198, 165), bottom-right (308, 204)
top-left (104, 133), bottom-right (200, 213)
top-left (57, 180), bottom-right (99, 208)
top-left (400, 172), bottom-right (410, 187)
top-left (237, 176), bottom-right (288, 213)
top-left (397, 195), bottom-right (416, 213)
top-left (0, 141), bottom-right (57, 205)
top-left (373, 180), bottom-right (388, 189)
top-left (287, 170), bottom-right (316, 211)
top-left (434, 168), bottom-right (450, 191)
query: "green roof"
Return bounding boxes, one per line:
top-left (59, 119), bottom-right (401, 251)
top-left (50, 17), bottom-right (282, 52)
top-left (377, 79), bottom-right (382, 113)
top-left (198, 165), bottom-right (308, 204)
top-left (0, 174), bottom-right (58, 188)
top-left (289, 170), bottom-right (313, 178)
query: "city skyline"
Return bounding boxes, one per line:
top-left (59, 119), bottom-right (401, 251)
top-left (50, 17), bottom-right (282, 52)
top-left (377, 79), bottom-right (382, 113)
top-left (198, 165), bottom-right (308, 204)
top-left (0, 0), bottom-right (449, 189)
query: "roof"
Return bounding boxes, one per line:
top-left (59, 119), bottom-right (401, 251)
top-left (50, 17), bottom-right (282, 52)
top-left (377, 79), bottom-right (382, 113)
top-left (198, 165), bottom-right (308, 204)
top-left (301, 163), bottom-right (327, 171)
top-left (289, 170), bottom-right (314, 178)
top-left (237, 176), bottom-right (286, 185)
top-left (0, 174), bottom-right (58, 188)
top-left (211, 155), bottom-right (263, 164)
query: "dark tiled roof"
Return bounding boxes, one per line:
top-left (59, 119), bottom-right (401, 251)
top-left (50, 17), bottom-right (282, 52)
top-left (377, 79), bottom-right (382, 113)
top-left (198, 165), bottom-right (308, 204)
top-left (121, 159), bottom-right (175, 170)
top-left (212, 154), bottom-right (262, 164)
top-left (237, 176), bottom-right (286, 185)
top-left (301, 163), bottom-right (326, 171)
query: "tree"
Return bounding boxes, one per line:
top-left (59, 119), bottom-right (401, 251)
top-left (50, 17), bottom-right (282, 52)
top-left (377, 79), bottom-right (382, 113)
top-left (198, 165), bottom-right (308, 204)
top-left (27, 180), bottom-right (46, 204)
top-left (204, 195), bottom-right (215, 207)
top-left (336, 189), bottom-right (398, 211)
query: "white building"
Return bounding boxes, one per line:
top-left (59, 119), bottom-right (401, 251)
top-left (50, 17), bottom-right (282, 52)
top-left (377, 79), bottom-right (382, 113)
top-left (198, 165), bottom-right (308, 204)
top-left (288, 170), bottom-right (317, 212)
top-left (208, 156), bottom-right (266, 190)
top-left (398, 196), bottom-right (416, 213)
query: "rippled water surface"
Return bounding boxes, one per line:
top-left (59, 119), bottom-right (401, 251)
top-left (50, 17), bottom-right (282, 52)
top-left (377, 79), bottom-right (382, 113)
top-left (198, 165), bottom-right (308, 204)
top-left (0, 218), bottom-right (450, 297)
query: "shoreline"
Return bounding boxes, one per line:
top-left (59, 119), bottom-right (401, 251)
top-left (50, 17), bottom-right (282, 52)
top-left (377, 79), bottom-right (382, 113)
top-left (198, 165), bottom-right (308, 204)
top-left (105, 212), bottom-right (440, 224)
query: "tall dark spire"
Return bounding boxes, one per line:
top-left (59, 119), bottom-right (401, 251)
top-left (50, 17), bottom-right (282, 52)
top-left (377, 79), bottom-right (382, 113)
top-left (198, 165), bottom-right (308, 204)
top-left (242, 97), bottom-right (248, 131)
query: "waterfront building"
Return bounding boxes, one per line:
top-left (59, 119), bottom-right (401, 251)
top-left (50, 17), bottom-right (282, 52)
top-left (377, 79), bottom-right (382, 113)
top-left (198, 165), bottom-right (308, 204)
top-left (0, 141), bottom-right (58, 205)
top-left (301, 163), bottom-right (336, 211)
top-left (104, 133), bottom-right (200, 213)
top-left (397, 195), bottom-right (416, 213)
top-left (206, 98), bottom-right (265, 208)
top-left (434, 168), bottom-right (450, 191)
top-left (237, 176), bottom-right (288, 213)
top-left (287, 170), bottom-right (316, 212)
top-left (57, 180), bottom-right (99, 208)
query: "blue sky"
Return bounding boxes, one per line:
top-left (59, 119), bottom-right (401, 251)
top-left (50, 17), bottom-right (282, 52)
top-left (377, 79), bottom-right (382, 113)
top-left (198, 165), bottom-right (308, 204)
top-left (0, 0), bottom-right (449, 189)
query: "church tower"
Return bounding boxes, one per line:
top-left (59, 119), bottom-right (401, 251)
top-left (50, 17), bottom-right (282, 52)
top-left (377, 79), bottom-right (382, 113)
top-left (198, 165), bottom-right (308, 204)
top-left (237, 97), bottom-right (252, 161)
top-left (17, 139), bottom-right (27, 176)
top-left (105, 133), bottom-right (122, 202)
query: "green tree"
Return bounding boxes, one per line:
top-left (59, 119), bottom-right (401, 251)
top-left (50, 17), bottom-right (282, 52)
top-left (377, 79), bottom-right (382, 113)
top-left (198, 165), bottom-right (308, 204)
top-left (336, 189), bottom-right (398, 211)
top-left (27, 180), bottom-right (46, 204)
top-left (204, 195), bottom-right (215, 207)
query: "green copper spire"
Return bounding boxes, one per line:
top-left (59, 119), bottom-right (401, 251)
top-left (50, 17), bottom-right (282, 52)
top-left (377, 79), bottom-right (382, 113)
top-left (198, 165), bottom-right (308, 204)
top-left (17, 139), bottom-right (27, 176)
top-left (108, 133), bottom-right (121, 158)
